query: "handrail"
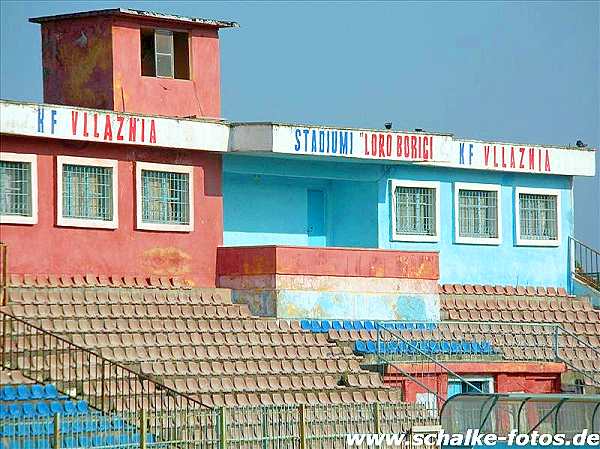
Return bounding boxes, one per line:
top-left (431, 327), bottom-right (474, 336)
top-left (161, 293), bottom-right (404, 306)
top-left (569, 236), bottom-right (600, 290)
top-left (374, 322), bottom-right (484, 406)
top-left (0, 310), bottom-right (209, 413)
top-left (556, 325), bottom-right (600, 387)
top-left (0, 242), bottom-right (7, 306)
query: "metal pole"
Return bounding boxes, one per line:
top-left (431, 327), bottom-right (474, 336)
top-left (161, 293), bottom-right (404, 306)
top-left (218, 407), bottom-right (227, 449)
top-left (299, 404), bottom-right (306, 449)
top-left (53, 413), bottom-right (61, 449)
top-left (373, 402), bottom-right (381, 434)
top-left (140, 409), bottom-right (147, 449)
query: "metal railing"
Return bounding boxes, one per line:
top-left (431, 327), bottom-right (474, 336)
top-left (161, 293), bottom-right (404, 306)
top-left (0, 242), bottom-right (7, 306)
top-left (0, 403), bottom-right (436, 449)
top-left (370, 320), bottom-right (600, 401)
top-left (0, 310), bottom-right (208, 416)
top-left (570, 237), bottom-right (600, 291)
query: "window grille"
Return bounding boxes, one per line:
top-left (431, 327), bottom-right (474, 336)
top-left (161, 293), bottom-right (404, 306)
top-left (458, 189), bottom-right (498, 239)
top-left (141, 170), bottom-right (190, 225)
top-left (519, 193), bottom-right (558, 240)
top-left (0, 161), bottom-right (32, 217)
top-left (395, 186), bottom-right (436, 236)
top-left (62, 164), bottom-right (113, 221)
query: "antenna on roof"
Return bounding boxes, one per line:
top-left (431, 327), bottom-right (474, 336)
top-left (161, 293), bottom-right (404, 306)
top-left (384, 122), bottom-right (392, 130)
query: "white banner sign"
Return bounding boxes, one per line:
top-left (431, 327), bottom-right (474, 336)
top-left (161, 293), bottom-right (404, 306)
top-left (0, 101), bottom-right (229, 153)
top-left (270, 125), bottom-right (595, 176)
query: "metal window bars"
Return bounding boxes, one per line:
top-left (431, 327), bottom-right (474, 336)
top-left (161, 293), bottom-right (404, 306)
top-left (519, 193), bottom-right (558, 240)
top-left (0, 161), bottom-right (32, 217)
top-left (141, 170), bottom-right (190, 225)
top-left (458, 189), bottom-right (498, 238)
top-left (395, 187), bottom-right (436, 236)
top-left (62, 164), bottom-right (113, 221)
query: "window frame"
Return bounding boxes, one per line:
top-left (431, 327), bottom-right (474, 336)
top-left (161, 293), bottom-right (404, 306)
top-left (454, 182), bottom-right (502, 245)
top-left (515, 187), bottom-right (561, 247)
top-left (390, 180), bottom-right (440, 242)
top-left (448, 376), bottom-right (495, 396)
top-left (0, 152), bottom-right (38, 225)
top-left (56, 156), bottom-right (118, 229)
top-left (135, 161), bottom-right (194, 232)
top-left (154, 29), bottom-right (175, 79)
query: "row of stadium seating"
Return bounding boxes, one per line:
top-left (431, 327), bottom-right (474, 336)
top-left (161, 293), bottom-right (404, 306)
top-left (0, 386), bottom-right (58, 402)
top-left (300, 319), bottom-right (436, 332)
top-left (354, 339), bottom-right (494, 355)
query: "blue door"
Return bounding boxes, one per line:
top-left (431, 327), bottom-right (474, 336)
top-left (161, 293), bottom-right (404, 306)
top-left (307, 189), bottom-right (326, 246)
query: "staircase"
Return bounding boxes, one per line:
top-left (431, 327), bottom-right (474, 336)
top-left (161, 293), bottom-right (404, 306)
top-left (570, 237), bottom-right (600, 292)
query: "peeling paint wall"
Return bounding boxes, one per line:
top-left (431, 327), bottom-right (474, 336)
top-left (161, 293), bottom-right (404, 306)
top-left (40, 17), bottom-right (114, 110)
top-left (217, 246), bottom-right (440, 321)
top-left (1, 135), bottom-right (223, 286)
top-left (111, 17), bottom-right (221, 118)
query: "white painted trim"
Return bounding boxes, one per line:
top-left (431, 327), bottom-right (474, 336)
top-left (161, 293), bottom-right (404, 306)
top-left (454, 182), bottom-right (502, 245)
top-left (515, 187), bottom-right (561, 247)
top-left (135, 161), bottom-right (194, 232)
top-left (56, 156), bottom-right (119, 229)
top-left (448, 376), bottom-right (495, 394)
top-left (0, 152), bottom-right (38, 225)
top-left (390, 180), bottom-right (440, 242)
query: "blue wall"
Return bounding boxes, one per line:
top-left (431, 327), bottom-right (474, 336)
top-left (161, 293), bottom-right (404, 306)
top-left (223, 154), bottom-right (573, 288)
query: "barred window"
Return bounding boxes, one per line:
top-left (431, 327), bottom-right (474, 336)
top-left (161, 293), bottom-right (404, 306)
top-left (141, 170), bottom-right (190, 225)
top-left (519, 193), bottom-right (558, 241)
top-left (395, 186), bottom-right (436, 236)
top-left (458, 188), bottom-right (499, 239)
top-left (0, 160), bottom-right (32, 217)
top-left (62, 164), bottom-right (113, 221)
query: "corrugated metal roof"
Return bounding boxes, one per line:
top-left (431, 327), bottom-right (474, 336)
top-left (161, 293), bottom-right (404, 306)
top-left (29, 8), bottom-right (239, 28)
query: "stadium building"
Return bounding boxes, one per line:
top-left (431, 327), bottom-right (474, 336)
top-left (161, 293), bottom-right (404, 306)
top-left (0, 8), bottom-right (599, 448)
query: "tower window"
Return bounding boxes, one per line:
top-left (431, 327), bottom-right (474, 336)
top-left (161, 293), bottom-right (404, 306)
top-left (141, 29), bottom-right (190, 79)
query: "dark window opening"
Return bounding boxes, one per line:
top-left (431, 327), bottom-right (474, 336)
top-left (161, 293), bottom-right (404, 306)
top-left (140, 29), bottom-right (190, 79)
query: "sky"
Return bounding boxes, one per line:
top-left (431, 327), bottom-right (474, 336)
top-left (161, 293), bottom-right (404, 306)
top-left (1, 1), bottom-right (599, 244)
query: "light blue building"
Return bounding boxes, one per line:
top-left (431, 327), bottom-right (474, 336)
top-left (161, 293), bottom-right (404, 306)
top-left (224, 123), bottom-right (596, 290)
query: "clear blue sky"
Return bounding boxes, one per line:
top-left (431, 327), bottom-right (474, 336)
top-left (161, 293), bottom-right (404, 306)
top-left (1, 1), bottom-right (599, 242)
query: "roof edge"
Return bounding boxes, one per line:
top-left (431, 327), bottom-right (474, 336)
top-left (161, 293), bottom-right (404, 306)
top-left (29, 8), bottom-right (239, 28)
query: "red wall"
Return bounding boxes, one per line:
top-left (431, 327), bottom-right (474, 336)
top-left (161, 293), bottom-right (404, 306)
top-left (0, 135), bottom-right (223, 287)
top-left (111, 18), bottom-right (221, 119)
top-left (217, 246), bottom-right (440, 279)
top-left (40, 17), bottom-right (114, 110)
top-left (39, 16), bottom-right (221, 119)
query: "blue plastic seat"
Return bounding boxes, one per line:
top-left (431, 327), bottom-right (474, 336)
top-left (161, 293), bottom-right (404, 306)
top-left (2, 385), bottom-right (17, 401)
top-left (63, 400), bottom-right (76, 415)
top-left (300, 319), bottom-right (311, 331)
top-left (352, 321), bottom-right (364, 331)
top-left (71, 420), bottom-right (85, 433)
top-left (394, 322), bottom-right (406, 331)
top-left (31, 422), bottom-right (46, 436)
top-left (2, 424), bottom-right (16, 437)
top-left (405, 323), bottom-right (414, 330)
top-left (75, 400), bottom-right (89, 413)
top-left (49, 401), bottom-right (63, 415)
top-left (415, 322), bottom-right (426, 331)
top-left (36, 401), bottom-right (50, 417)
top-left (365, 340), bottom-right (377, 354)
top-left (17, 384), bottom-right (31, 400)
top-left (0, 403), bottom-right (9, 418)
top-left (331, 320), bottom-right (342, 330)
top-left (43, 384), bottom-right (57, 399)
top-left (397, 341), bottom-right (408, 354)
top-left (62, 436), bottom-right (77, 448)
top-left (17, 422), bottom-right (30, 437)
top-left (97, 418), bottom-right (110, 431)
top-left (22, 402), bottom-right (36, 417)
top-left (31, 384), bottom-right (44, 399)
top-left (91, 434), bottom-right (104, 446)
top-left (342, 320), bottom-right (353, 331)
top-left (83, 419), bottom-right (97, 432)
top-left (319, 320), bottom-right (331, 332)
top-left (430, 341), bottom-right (441, 354)
top-left (363, 320), bottom-right (374, 330)
top-left (8, 403), bottom-right (22, 418)
top-left (38, 440), bottom-right (51, 449)
top-left (450, 341), bottom-right (461, 353)
top-left (78, 435), bottom-right (91, 447)
top-left (105, 435), bottom-right (118, 446)
top-left (59, 421), bottom-right (71, 434)
top-left (471, 341), bottom-right (482, 354)
top-left (461, 341), bottom-right (472, 354)
top-left (354, 340), bottom-right (367, 353)
top-left (480, 341), bottom-right (493, 354)
top-left (111, 416), bottom-right (125, 430)
top-left (386, 340), bottom-right (398, 354)
top-left (440, 340), bottom-right (451, 353)
top-left (309, 320), bottom-right (321, 333)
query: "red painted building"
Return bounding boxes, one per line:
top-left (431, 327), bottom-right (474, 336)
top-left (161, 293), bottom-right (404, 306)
top-left (1, 9), bottom-right (237, 286)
